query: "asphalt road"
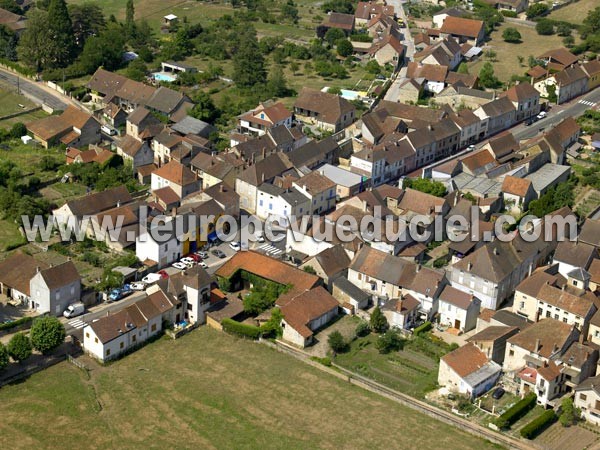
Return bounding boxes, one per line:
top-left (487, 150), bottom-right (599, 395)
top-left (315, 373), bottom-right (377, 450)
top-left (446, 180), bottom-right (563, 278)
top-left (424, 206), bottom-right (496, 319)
top-left (384, 0), bottom-right (415, 102)
top-left (0, 68), bottom-right (67, 111)
top-left (513, 87), bottom-right (600, 140)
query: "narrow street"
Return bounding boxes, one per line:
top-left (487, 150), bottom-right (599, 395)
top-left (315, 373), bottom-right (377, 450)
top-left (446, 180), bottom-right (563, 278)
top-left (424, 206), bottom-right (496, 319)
top-left (384, 0), bottom-right (415, 102)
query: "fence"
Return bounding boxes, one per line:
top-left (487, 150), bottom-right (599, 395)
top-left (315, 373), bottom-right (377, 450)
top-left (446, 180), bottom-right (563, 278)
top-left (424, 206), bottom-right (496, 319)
top-left (0, 106), bottom-right (42, 122)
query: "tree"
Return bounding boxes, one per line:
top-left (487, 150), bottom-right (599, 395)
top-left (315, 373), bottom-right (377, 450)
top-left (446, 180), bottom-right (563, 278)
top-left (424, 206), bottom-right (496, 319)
top-left (321, 0), bottom-right (354, 14)
top-left (30, 317), bottom-right (65, 355)
top-left (536, 19), bottom-right (555, 36)
top-left (324, 27), bottom-right (345, 46)
top-left (0, 24), bottom-right (17, 60)
top-left (457, 62), bottom-right (469, 74)
top-left (517, 55), bottom-right (524, 66)
top-left (17, 9), bottom-right (52, 71)
top-left (289, 60), bottom-right (299, 74)
top-left (556, 23), bottom-right (572, 37)
top-left (0, 342), bottom-right (8, 370)
top-left (232, 29), bottom-right (266, 88)
top-left (7, 332), bottom-right (32, 362)
top-left (355, 320), bottom-right (370, 337)
top-left (78, 23), bottom-right (126, 74)
top-left (370, 306), bottom-right (389, 333)
top-left (375, 329), bottom-right (404, 354)
top-left (303, 265), bottom-right (316, 274)
top-left (336, 38), bottom-right (353, 57)
top-left (485, 49), bottom-right (497, 61)
top-left (403, 177), bottom-right (447, 197)
top-left (46, 0), bottom-right (77, 68)
top-left (126, 58), bottom-right (147, 81)
top-left (0, 0), bottom-right (21, 13)
top-left (526, 3), bottom-right (549, 19)
top-left (502, 27), bottom-right (521, 43)
top-left (365, 59), bottom-right (381, 74)
top-left (267, 66), bottom-right (290, 97)
top-left (68, 3), bottom-right (106, 48)
top-left (479, 62), bottom-right (501, 88)
top-left (559, 397), bottom-right (580, 427)
top-left (563, 35), bottom-right (575, 48)
top-left (189, 91), bottom-right (220, 122)
top-left (582, 6), bottom-right (600, 37)
top-left (125, 0), bottom-right (135, 38)
top-left (328, 330), bottom-right (347, 353)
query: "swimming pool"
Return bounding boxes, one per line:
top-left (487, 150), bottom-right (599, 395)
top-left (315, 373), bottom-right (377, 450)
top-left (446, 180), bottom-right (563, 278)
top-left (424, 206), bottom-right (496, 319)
top-left (340, 89), bottom-right (365, 101)
top-left (153, 72), bottom-right (177, 82)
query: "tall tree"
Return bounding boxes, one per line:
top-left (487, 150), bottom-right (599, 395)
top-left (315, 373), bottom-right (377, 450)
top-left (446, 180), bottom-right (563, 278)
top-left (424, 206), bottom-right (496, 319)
top-left (125, 0), bottom-right (136, 39)
top-left (0, 25), bottom-right (17, 60)
top-left (267, 66), bottom-right (290, 97)
top-left (78, 23), bottom-right (126, 74)
top-left (69, 3), bottom-right (106, 49)
top-left (478, 62), bottom-right (501, 88)
top-left (17, 9), bottom-right (52, 71)
top-left (232, 29), bottom-right (266, 88)
top-left (30, 317), bottom-right (65, 355)
top-left (370, 306), bottom-right (389, 333)
top-left (47, 0), bottom-right (77, 68)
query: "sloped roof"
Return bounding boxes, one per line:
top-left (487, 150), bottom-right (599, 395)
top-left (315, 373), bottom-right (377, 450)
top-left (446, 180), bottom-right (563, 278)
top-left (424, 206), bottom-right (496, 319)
top-left (440, 16), bottom-right (484, 39)
top-left (441, 343), bottom-right (490, 378)
top-left (502, 175), bottom-right (532, 197)
top-left (237, 152), bottom-right (294, 186)
top-left (281, 286), bottom-right (339, 338)
top-left (579, 219), bottom-right (600, 248)
top-left (538, 47), bottom-right (578, 67)
top-left (407, 62), bottom-right (448, 82)
top-left (0, 253), bottom-right (49, 296)
top-left (152, 160), bottom-right (197, 186)
top-left (503, 82), bottom-right (539, 102)
top-left (554, 240), bottom-right (596, 269)
top-left (507, 318), bottom-right (575, 357)
top-left (313, 245), bottom-right (351, 277)
top-left (38, 261), bottom-right (80, 290)
top-left (63, 186), bottom-right (132, 217)
top-left (294, 88), bottom-right (356, 125)
top-left (323, 12), bottom-right (355, 30)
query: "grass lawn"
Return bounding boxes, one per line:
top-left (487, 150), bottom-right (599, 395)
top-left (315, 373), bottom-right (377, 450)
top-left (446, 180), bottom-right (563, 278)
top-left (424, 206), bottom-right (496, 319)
top-left (334, 333), bottom-right (446, 398)
top-left (468, 22), bottom-right (572, 82)
top-left (0, 218), bottom-right (25, 251)
top-left (549, 0), bottom-right (598, 24)
top-left (0, 327), bottom-right (496, 449)
top-left (0, 88), bottom-right (36, 117)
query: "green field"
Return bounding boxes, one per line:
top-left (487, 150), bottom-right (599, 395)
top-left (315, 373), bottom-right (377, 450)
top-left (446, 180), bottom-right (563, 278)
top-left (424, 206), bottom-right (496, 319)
top-left (549, 0), bottom-right (598, 24)
top-left (468, 22), bottom-right (572, 82)
top-left (334, 333), bottom-right (447, 398)
top-left (0, 328), bottom-right (497, 449)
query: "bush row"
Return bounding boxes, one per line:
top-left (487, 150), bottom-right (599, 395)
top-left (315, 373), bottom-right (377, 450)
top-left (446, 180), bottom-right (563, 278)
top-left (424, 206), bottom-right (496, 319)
top-left (413, 321), bottom-right (432, 336)
top-left (520, 410), bottom-right (556, 439)
top-left (221, 318), bottom-right (262, 339)
top-left (0, 316), bottom-right (33, 332)
top-left (495, 393), bottom-right (537, 429)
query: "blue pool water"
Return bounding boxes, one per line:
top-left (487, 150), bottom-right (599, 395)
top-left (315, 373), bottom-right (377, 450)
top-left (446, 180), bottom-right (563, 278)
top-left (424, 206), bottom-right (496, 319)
top-left (153, 72), bottom-right (177, 82)
top-left (340, 89), bottom-right (361, 100)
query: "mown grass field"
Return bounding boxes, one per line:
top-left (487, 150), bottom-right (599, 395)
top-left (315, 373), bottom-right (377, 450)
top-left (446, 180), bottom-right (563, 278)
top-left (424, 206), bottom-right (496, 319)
top-left (468, 22), bottom-right (572, 82)
top-left (549, 0), bottom-right (598, 25)
top-left (0, 327), bottom-right (498, 449)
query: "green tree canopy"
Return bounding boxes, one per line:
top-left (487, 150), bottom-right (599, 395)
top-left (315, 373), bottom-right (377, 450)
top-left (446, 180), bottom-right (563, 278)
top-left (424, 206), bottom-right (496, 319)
top-left (526, 3), bottom-right (549, 19)
top-left (78, 23), bottom-right (126, 74)
top-left (336, 38), bottom-right (353, 57)
top-left (7, 332), bottom-right (32, 362)
top-left (328, 330), bottom-right (347, 353)
top-left (47, 0), bottom-right (77, 67)
top-left (324, 27), bottom-right (345, 46)
top-left (536, 19), bottom-right (555, 36)
top-left (68, 3), bottom-right (106, 49)
top-left (232, 28), bottom-right (266, 88)
top-left (502, 27), bottom-right (522, 43)
top-left (370, 306), bottom-right (389, 334)
top-left (0, 342), bottom-right (8, 370)
top-left (478, 61), bottom-right (501, 88)
top-left (17, 9), bottom-right (52, 71)
top-left (402, 177), bottom-right (447, 197)
top-left (189, 91), bottom-right (220, 123)
top-left (30, 317), bottom-right (65, 355)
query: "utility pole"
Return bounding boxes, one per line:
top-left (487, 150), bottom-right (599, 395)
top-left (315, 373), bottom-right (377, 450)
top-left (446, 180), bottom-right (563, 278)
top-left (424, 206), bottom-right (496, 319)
top-left (16, 75), bottom-right (19, 95)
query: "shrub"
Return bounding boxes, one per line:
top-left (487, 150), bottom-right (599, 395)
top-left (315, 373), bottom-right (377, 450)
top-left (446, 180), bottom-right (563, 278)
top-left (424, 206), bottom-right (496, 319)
top-left (536, 19), bottom-right (555, 36)
top-left (559, 397), bottom-right (580, 427)
top-left (355, 320), bottom-right (371, 337)
top-left (502, 27), bottom-right (522, 43)
top-left (30, 316), bottom-right (66, 354)
top-left (221, 318), bottom-right (262, 339)
top-left (520, 410), bottom-right (556, 439)
top-left (500, 10), bottom-right (517, 18)
top-left (375, 329), bottom-right (405, 354)
top-left (370, 306), bottom-right (389, 333)
top-left (495, 393), bottom-right (537, 429)
top-left (311, 356), bottom-right (332, 366)
top-left (7, 332), bottom-right (32, 362)
top-left (0, 316), bottom-right (32, 331)
top-left (328, 330), bottom-right (348, 353)
top-left (0, 342), bottom-right (7, 370)
top-left (413, 321), bottom-right (432, 336)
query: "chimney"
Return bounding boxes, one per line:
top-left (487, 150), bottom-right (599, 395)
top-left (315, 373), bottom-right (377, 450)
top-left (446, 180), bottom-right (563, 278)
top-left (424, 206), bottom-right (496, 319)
top-left (171, 207), bottom-right (177, 217)
top-left (262, 147), bottom-right (266, 159)
top-left (117, 200), bottom-right (121, 208)
top-left (535, 338), bottom-right (541, 353)
top-left (467, 262), bottom-right (473, 270)
top-left (362, 200), bottom-right (368, 212)
top-left (261, 172), bottom-right (265, 183)
top-left (219, 184), bottom-right (224, 193)
top-left (493, 247), bottom-right (499, 256)
top-left (528, 262), bottom-right (533, 277)
top-left (36, 266), bottom-right (40, 273)
top-left (416, 264), bottom-right (421, 273)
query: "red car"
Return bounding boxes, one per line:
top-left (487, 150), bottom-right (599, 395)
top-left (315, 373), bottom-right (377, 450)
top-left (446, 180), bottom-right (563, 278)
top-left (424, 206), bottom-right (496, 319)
top-left (158, 270), bottom-right (169, 279)
top-left (189, 254), bottom-right (202, 262)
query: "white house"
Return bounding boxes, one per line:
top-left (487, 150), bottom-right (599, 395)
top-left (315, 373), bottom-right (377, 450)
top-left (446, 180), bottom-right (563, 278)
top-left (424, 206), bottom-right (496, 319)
top-left (438, 343), bottom-right (502, 398)
top-left (84, 290), bottom-right (178, 361)
top-left (575, 375), bottom-right (600, 426)
top-left (255, 183), bottom-right (311, 226)
top-left (293, 171), bottom-right (337, 215)
top-left (437, 285), bottom-right (481, 332)
top-left (29, 261), bottom-right (82, 316)
top-left (136, 217), bottom-right (183, 268)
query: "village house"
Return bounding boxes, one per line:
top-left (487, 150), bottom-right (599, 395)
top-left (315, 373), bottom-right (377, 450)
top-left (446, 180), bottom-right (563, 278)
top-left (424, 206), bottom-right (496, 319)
top-left (255, 183), bottom-right (310, 225)
top-left (554, 66), bottom-right (589, 104)
top-left (432, 7), bottom-right (467, 28)
top-left (313, 164), bottom-right (368, 200)
top-left (350, 138), bottom-right (416, 187)
top-left (381, 294), bottom-right (421, 330)
top-left (151, 160), bottom-right (200, 199)
top-left (52, 186), bottom-right (133, 233)
top-left (413, 38), bottom-right (463, 70)
top-left (466, 326), bottom-right (519, 365)
top-left (501, 175), bottom-right (536, 213)
top-left (65, 147), bottom-right (114, 166)
top-left (473, 96), bottom-right (516, 137)
top-left (368, 34), bottom-right (405, 68)
top-left (575, 375), bottom-right (600, 425)
top-left (83, 290), bottom-right (179, 362)
top-left (100, 102), bottom-right (127, 128)
top-left (502, 82), bottom-right (540, 122)
top-left (579, 218), bottom-right (600, 250)
top-left (437, 285), bottom-right (481, 333)
top-left (332, 277), bottom-right (371, 312)
top-left (439, 16), bottom-right (485, 47)
top-left (126, 107), bottom-right (162, 140)
top-left (293, 170), bottom-right (337, 215)
top-left (438, 343), bottom-right (502, 398)
top-left (317, 12), bottom-right (355, 38)
top-left (354, 1), bottom-right (395, 27)
top-left (29, 261), bottom-right (81, 316)
top-left (553, 240), bottom-right (598, 278)
top-left (0, 253), bottom-right (46, 304)
top-left (190, 151), bottom-right (244, 190)
top-left (407, 62), bottom-right (448, 94)
top-left (293, 87), bottom-right (356, 133)
top-left (27, 106), bottom-right (101, 149)
top-left (582, 59), bottom-right (600, 90)
top-left (116, 135), bottom-right (154, 170)
top-left (236, 102), bottom-right (293, 138)
top-left (136, 216), bottom-right (185, 269)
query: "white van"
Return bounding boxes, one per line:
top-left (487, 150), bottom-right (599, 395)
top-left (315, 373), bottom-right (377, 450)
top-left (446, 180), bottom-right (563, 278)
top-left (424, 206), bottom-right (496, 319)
top-left (101, 125), bottom-right (117, 136)
top-left (63, 302), bottom-right (85, 318)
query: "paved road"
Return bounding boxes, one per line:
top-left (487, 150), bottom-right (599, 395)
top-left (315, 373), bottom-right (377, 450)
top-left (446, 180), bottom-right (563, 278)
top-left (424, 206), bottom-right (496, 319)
top-left (0, 68), bottom-right (67, 111)
top-left (384, 0), bottom-right (416, 102)
top-left (513, 87), bottom-right (600, 140)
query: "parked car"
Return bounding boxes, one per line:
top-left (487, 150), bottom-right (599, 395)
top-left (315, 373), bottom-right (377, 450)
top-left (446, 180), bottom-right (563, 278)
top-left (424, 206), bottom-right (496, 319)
top-left (158, 270), bottom-right (169, 279)
top-left (525, 118), bottom-right (534, 126)
top-left (108, 288), bottom-right (124, 302)
top-left (536, 111), bottom-right (547, 120)
top-left (197, 251), bottom-right (209, 259)
top-left (100, 125), bottom-right (117, 136)
top-left (199, 261), bottom-right (208, 269)
top-left (180, 257), bottom-right (195, 267)
top-left (189, 254), bottom-right (202, 262)
top-left (172, 262), bottom-right (187, 270)
top-left (255, 232), bottom-right (265, 243)
top-left (142, 273), bottom-right (162, 284)
top-left (229, 242), bottom-right (241, 251)
top-left (63, 302), bottom-right (85, 318)
top-left (467, 144), bottom-right (476, 151)
top-left (211, 249), bottom-right (226, 258)
top-left (130, 282), bottom-right (145, 291)
top-left (492, 387), bottom-right (505, 400)
top-left (121, 284), bottom-right (133, 296)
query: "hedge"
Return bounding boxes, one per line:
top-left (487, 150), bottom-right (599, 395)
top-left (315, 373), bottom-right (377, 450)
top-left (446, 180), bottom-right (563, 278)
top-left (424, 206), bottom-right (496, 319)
top-left (221, 318), bottom-right (262, 339)
top-left (495, 393), bottom-right (537, 429)
top-left (413, 321), bottom-right (432, 336)
top-left (520, 410), bottom-right (556, 439)
top-left (0, 316), bottom-right (33, 332)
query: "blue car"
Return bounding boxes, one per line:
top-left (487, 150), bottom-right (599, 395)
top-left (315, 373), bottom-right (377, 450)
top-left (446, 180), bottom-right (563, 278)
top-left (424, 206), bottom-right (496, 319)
top-left (108, 288), bottom-right (123, 302)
